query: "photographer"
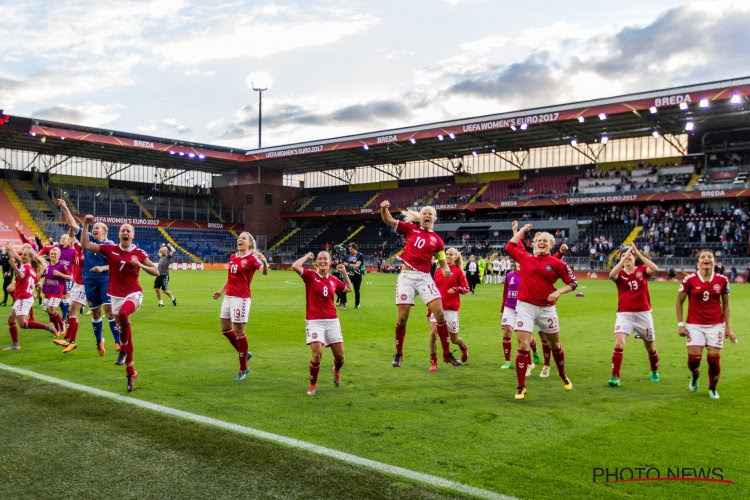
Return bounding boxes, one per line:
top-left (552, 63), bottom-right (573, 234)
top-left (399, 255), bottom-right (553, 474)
top-left (345, 243), bottom-right (365, 309)
top-left (1, 247), bottom-right (12, 306)
top-left (331, 245), bottom-right (349, 309)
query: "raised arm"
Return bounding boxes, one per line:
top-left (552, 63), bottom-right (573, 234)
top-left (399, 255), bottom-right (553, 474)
top-left (336, 263), bottom-right (354, 292)
top-left (5, 246), bottom-right (25, 279)
top-left (57, 199), bottom-right (79, 233)
top-left (168, 244), bottom-right (176, 257)
top-left (80, 215), bottom-right (101, 253)
top-left (631, 243), bottom-right (659, 275)
top-left (510, 222), bottom-right (531, 245)
top-left (254, 251), bottom-right (269, 276)
top-left (609, 248), bottom-right (631, 281)
top-left (292, 252), bottom-right (314, 276)
top-left (380, 200), bottom-right (397, 228)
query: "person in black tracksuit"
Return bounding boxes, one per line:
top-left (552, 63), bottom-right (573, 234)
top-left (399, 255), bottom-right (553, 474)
top-left (346, 243), bottom-right (365, 309)
top-left (1, 249), bottom-right (12, 306)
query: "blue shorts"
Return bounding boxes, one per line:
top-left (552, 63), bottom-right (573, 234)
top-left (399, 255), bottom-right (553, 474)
top-left (84, 279), bottom-right (110, 309)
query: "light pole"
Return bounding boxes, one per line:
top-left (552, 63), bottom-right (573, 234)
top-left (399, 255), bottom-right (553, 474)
top-left (252, 84), bottom-right (267, 149)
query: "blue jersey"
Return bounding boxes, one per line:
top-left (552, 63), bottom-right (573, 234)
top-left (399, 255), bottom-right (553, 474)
top-left (76, 227), bottom-right (113, 281)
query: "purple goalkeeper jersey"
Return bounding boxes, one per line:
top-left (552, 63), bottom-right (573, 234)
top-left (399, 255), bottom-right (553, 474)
top-left (42, 261), bottom-right (68, 297)
top-left (504, 271), bottom-right (521, 309)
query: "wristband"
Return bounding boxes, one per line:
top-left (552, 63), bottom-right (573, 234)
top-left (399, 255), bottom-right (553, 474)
top-left (677, 322), bottom-right (685, 327)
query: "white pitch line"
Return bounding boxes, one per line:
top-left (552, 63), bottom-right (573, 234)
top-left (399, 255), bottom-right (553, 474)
top-left (0, 363), bottom-right (513, 500)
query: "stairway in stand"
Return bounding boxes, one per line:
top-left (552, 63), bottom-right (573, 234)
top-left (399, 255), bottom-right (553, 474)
top-left (127, 191), bottom-right (201, 263)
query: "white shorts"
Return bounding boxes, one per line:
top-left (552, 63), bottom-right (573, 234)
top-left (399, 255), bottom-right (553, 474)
top-left (70, 283), bottom-right (87, 306)
top-left (12, 298), bottom-right (34, 317)
top-left (686, 323), bottom-right (725, 349)
top-left (306, 318), bottom-right (344, 346)
top-left (110, 292), bottom-right (144, 316)
top-left (614, 311), bottom-right (655, 341)
top-left (43, 297), bottom-right (61, 308)
top-left (501, 307), bottom-right (516, 328)
top-left (428, 309), bottom-right (459, 334)
top-left (396, 270), bottom-right (441, 306)
top-left (514, 300), bottom-right (559, 334)
top-left (219, 296), bottom-right (251, 324)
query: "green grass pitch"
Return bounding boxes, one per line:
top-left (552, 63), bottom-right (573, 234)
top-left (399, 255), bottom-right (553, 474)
top-left (1, 270), bottom-right (748, 499)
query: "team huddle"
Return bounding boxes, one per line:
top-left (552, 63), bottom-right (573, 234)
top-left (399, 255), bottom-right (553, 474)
top-left (3, 201), bottom-right (737, 399)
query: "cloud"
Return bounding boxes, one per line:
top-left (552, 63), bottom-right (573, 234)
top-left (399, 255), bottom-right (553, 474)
top-left (137, 118), bottom-right (192, 136)
top-left (152, 5), bottom-right (379, 64)
top-left (161, 118), bottom-right (192, 135)
top-left (30, 103), bottom-right (123, 127)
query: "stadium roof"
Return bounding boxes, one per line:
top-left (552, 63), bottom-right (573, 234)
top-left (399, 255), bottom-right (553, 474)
top-left (1, 76), bottom-right (749, 178)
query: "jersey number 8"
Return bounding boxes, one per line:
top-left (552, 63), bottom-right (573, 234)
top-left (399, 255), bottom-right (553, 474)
top-left (322, 286), bottom-right (329, 297)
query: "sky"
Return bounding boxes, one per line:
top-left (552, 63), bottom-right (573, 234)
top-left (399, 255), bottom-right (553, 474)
top-left (1, 0), bottom-right (748, 150)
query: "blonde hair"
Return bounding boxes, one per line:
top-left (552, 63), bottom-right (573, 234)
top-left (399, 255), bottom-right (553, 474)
top-left (533, 231), bottom-right (555, 247)
top-left (239, 231), bottom-right (257, 251)
top-left (446, 247), bottom-right (463, 269)
top-left (401, 205), bottom-right (437, 224)
top-left (26, 247), bottom-right (47, 277)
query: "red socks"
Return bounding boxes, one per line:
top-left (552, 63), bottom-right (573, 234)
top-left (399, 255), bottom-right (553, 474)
top-left (236, 334), bottom-right (249, 370)
top-left (611, 347), bottom-right (623, 378)
top-left (23, 320), bottom-right (48, 330)
top-left (67, 317), bottom-right (79, 342)
top-left (648, 350), bottom-right (659, 372)
top-left (334, 358), bottom-right (344, 374)
top-left (222, 329), bottom-right (239, 351)
top-left (707, 354), bottom-right (720, 390)
top-left (688, 354), bottom-right (701, 374)
top-left (436, 322), bottom-right (451, 355)
top-left (309, 361), bottom-right (320, 385)
top-left (542, 340), bottom-right (551, 367)
top-left (395, 324), bottom-right (406, 354)
top-left (118, 301), bottom-right (137, 377)
top-left (9, 323), bottom-right (18, 343)
top-left (502, 338), bottom-right (512, 361)
top-left (430, 352), bottom-right (437, 364)
top-left (530, 337), bottom-right (538, 353)
top-left (515, 349), bottom-right (530, 388)
top-left (552, 346), bottom-right (567, 378)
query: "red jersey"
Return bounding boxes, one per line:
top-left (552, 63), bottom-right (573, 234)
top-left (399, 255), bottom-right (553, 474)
top-left (226, 252), bottom-right (262, 298)
top-left (72, 242), bottom-right (84, 285)
top-left (434, 264), bottom-right (469, 311)
top-left (14, 263), bottom-right (39, 300)
top-left (396, 220), bottom-right (445, 274)
top-left (680, 272), bottom-right (729, 325)
top-left (300, 268), bottom-right (346, 320)
top-left (614, 265), bottom-right (651, 312)
top-left (98, 244), bottom-right (148, 297)
top-left (505, 241), bottom-right (577, 307)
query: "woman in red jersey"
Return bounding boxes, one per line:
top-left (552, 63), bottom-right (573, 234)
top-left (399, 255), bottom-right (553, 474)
top-left (607, 244), bottom-right (660, 387)
top-left (81, 216), bottom-right (159, 392)
top-left (427, 248), bottom-right (470, 372)
top-left (677, 249), bottom-right (736, 399)
top-left (3, 245), bottom-right (56, 350)
top-left (505, 222), bottom-right (578, 400)
top-left (380, 201), bottom-right (462, 368)
top-left (213, 232), bottom-right (268, 382)
top-left (292, 251), bottom-right (353, 397)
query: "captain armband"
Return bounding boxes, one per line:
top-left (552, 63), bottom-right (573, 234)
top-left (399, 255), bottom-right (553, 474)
top-left (436, 251), bottom-right (446, 262)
